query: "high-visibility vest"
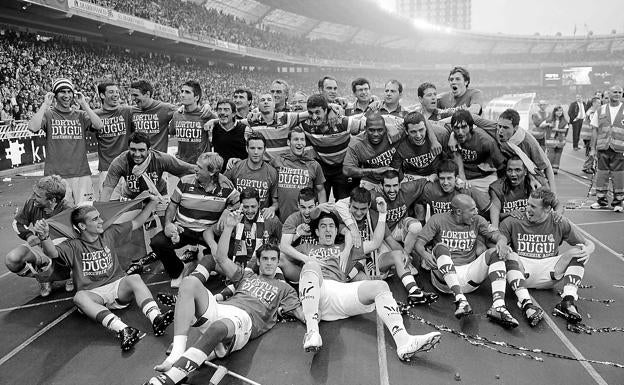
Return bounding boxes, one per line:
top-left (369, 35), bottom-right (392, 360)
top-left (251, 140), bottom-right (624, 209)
top-left (596, 104), bottom-right (624, 152)
top-left (580, 112), bottom-right (594, 140)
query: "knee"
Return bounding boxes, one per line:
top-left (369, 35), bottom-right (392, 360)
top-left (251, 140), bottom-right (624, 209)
top-left (150, 231), bottom-right (169, 250)
top-left (179, 275), bottom-right (202, 295)
top-left (5, 246), bottom-right (27, 268)
top-left (73, 290), bottom-right (90, 307)
top-left (124, 273), bottom-right (145, 288)
top-left (369, 279), bottom-right (390, 294)
top-left (485, 248), bottom-right (504, 264)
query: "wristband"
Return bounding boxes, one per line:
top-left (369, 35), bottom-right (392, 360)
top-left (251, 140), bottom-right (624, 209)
top-left (378, 213), bottom-right (387, 223)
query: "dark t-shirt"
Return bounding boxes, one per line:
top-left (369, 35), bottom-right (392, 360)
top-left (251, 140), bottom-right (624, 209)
top-left (297, 243), bottom-right (346, 282)
top-left (132, 100), bottom-right (176, 153)
top-left (94, 106), bottom-right (133, 171)
top-left (282, 211), bottom-right (318, 246)
top-left (489, 179), bottom-right (530, 213)
top-left (457, 127), bottom-right (505, 180)
top-left (391, 127), bottom-right (449, 177)
top-left (226, 268), bottom-right (300, 339)
top-left (418, 182), bottom-right (490, 217)
top-left (169, 108), bottom-right (211, 164)
top-left (225, 161), bottom-right (278, 209)
top-left (103, 150), bottom-right (194, 199)
top-left (437, 88), bottom-right (484, 115)
top-left (499, 216), bottom-right (585, 259)
top-left (212, 121), bottom-right (248, 172)
top-left (371, 179), bottom-right (427, 230)
top-left (55, 222), bottom-right (131, 291)
top-left (344, 134), bottom-right (396, 184)
top-left (41, 107), bottom-right (93, 178)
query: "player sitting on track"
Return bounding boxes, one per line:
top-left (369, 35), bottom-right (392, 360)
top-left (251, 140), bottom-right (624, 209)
top-left (34, 197), bottom-right (174, 351)
top-left (298, 207), bottom-right (442, 360)
top-left (499, 187), bottom-right (595, 326)
top-left (414, 194), bottom-right (519, 329)
top-left (6, 175), bottom-right (73, 297)
top-left (145, 211), bottom-right (302, 385)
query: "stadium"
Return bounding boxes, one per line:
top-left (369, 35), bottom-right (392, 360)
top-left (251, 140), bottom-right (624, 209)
top-left (0, 0), bottom-right (623, 384)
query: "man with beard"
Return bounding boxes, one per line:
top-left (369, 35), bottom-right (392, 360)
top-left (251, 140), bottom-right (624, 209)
top-left (414, 195), bottom-right (518, 329)
top-left (451, 110), bottom-right (506, 193)
top-left (94, 81), bottom-right (133, 198)
top-left (225, 133), bottom-right (278, 214)
top-left (500, 188), bottom-right (595, 326)
top-left (343, 111), bottom-right (397, 189)
top-left (391, 111), bottom-right (449, 182)
top-left (100, 132), bottom-right (195, 202)
top-left (129, 80), bottom-right (177, 153)
top-left (300, 94), bottom-right (365, 199)
top-left (150, 152), bottom-right (240, 285)
top-left (169, 81), bottom-right (213, 164)
top-left (6, 176), bottom-right (73, 297)
top-left (29, 78), bottom-right (104, 204)
top-left (271, 127), bottom-right (327, 222)
top-left (145, 212), bottom-right (301, 384)
top-left (496, 109), bottom-right (557, 194)
top-left (297, 209), bottom-right (442, 359)
top-left (211, 99), bottom-right (249, 172)
top-left (437, 66), bottom-right (484, 116)
top-left (232, 88), bottom-right (252, 120)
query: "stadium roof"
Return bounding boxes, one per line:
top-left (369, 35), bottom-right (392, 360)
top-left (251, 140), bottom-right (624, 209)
top-left (199, 0), bottom-right (624, 55)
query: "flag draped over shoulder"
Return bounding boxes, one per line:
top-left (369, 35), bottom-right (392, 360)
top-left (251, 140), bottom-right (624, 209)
top-left (47, 194), bottom-right (151, 267)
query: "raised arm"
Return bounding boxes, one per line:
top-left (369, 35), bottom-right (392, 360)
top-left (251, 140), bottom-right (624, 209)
top-left (212, 210), bottom-right (244, 279)
top-left (28, 93), bottom-right (53, 133)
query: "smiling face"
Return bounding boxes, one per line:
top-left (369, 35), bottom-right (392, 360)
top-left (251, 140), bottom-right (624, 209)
top-left (80, 209), bottom-right (104, 235)
top-left (288, 131), bottom-right (306, 156)
top-left (54, 89), bottom-right (73, 109)
top-left (216, 102), bottom-right (234, 124)
top-left (308, 106), bottom-right (327, 125)
top-left (128, 141), bottom-right (149, 165)
top-left (353, 83), bottom-right (370, 104)
top-left (241, 197), bottom-right (260, 221)
top-left (438, 171), bottom-right (456, 193)
top-left (349, 200), bottom-right (369, 222)
top-left (382, 176), bottom-right (400, 201)
top-left (365, 119), bottom-right (386, 146)
top-left (407, 122), bottom-right (427, 145)
top-left (448, 71), bottom-right (468, 97)
top-left (129, 87), bottom-right (151, 109)
top-left (101, 85), bottom-right (120, 109)
top-left (458, 201), bottom-right (478, 225)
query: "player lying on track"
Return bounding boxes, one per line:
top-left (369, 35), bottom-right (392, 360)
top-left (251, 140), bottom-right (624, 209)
top-left (145, 209), bottom-right (302, 385)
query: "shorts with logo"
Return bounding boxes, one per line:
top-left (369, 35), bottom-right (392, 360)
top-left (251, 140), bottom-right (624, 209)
top-left (391, 216), bottom-right (420, 243)
top-left (515, 254), bottom-right (562, 289)
top-left (319, 279), bottom-right (375, 321)
top-left (431, 251), bottom-right (489, 294)
top-left (87, 277), bottom-right (129, 310)
top-left (64, 175), bottom-right (95, 206)
top-left (193, 288), bottom-right (252, 357)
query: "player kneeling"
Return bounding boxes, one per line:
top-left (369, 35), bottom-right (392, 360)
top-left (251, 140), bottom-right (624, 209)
top-left (34, 198), bottom-right (173, 351)
top-left (500, 188), bottom-right (595, 326)
top-left (298, 210), bottom-right (441, 361)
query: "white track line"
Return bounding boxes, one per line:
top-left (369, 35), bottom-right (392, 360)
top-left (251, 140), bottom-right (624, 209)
top-left (0, 271), bottom-right (12, 280)
top-left (575, 219), bottom-right (624, 226)
top-left (376, 315), bottom-right (390, 385)
top-left (0, 297), bottom-right (72, 313)
top-left (532, 298), bottom-right (609, 385)
top-left (0, 307), bottom-right (76, 367)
